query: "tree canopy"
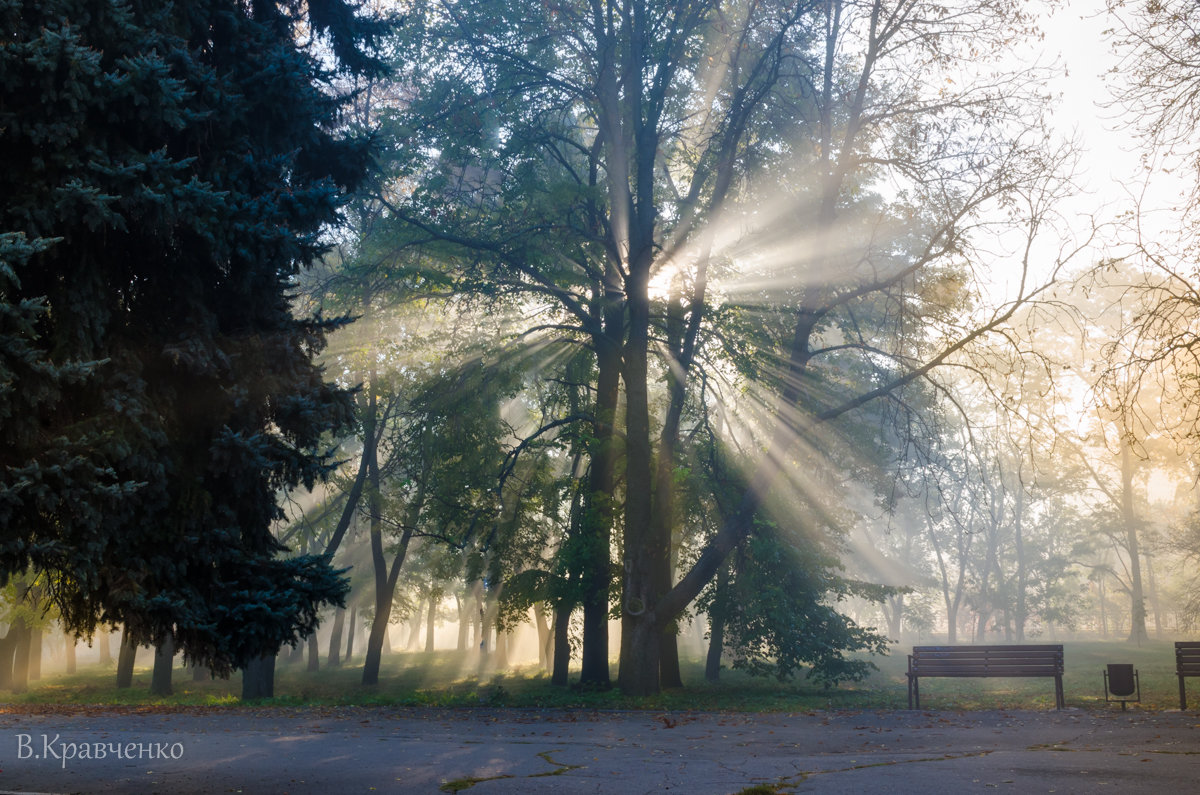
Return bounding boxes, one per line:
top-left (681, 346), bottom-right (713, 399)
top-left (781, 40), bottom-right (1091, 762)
top-left (0, 0), bottom-right (392, 674)
top-left (9, 0), bottom-right (1200, 701)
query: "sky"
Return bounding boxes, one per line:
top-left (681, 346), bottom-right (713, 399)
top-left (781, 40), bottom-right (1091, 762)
top-left (1045, 1), bottom-right (1133, 193)
top-left (1041, 0), bottom-right (1189, 247)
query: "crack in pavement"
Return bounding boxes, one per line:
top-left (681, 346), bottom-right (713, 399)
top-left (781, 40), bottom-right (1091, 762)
top-left (744, 749), bottom-right (1000, 791)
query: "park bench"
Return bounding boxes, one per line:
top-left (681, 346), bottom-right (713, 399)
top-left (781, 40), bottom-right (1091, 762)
top-left (907, 645), bottom-right (1065, 710)
top-left (1175, 642), bottom-right (1200, 710)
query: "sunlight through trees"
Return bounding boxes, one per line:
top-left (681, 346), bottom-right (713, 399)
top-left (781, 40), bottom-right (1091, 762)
top-left (8, 0), bottom-right (1200, 702)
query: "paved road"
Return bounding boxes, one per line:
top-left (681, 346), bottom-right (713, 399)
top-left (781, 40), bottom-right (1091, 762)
top-left (0, 706), bottom-right (1197, 793)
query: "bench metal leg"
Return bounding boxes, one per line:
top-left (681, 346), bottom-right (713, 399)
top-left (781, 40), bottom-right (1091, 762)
top-left (1181, 675), bottom-right (1188, 711)
top-left (1054, 675), bottom-right (1064, 710)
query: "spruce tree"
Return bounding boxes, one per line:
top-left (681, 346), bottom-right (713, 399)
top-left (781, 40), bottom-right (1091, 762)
top-left (0, 0), bottom-right (391, 675)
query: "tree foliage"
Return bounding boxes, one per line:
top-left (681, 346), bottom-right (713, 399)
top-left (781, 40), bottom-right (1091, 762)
top-left (0, 0), bottom-right (392, 674)
top-left (337, 0), bottom-right (1083, 696)
top-left (702, 529), bottom-right (890, 685)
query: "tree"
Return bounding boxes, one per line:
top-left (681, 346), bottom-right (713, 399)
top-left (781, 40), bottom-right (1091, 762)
top-left (0, 574), bottom-right (50, 692)
top-left (1103, 4), bottom-right (1200, 615)
top-left (368, 0), bottom-right (819, 688)
top-left (374, 0), bottom-right (1077, 695)
top-left (0, 0), bottom-right (393, 680)
top-left (150, 633), bottom-right (174, 697)
top-left (355, 354), bottom-right (516, 685)
top-left (615, 0), bottom-right (1075, 693)
top-left (1108, 0), bottom-right (1200, 192)
top-left (703, 530), bottom-right (890, 684)
top-left (1055, 264), bottom-right (1194, 643)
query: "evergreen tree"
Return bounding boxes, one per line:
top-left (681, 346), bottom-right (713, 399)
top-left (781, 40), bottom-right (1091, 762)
top-left (0, 0), bottom-right (392, 675)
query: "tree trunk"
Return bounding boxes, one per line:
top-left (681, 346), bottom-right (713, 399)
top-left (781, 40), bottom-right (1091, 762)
top-left (307, 633), bottom-right (320, 672)
top-left (116, 627), bottom-right (137, 689)
top-left (659, 490), bottom-right (685, 689)
top-left (533, 602), bottom-right (551, 671)
top-left (885, 594), bottom-right (904, 639)
top-left (0, 627), bottom-right (15, 690)
top-left (97, 629), bottom-right (112, 665)
top-left (648, 233), bottom-right (715, 692)
top-left (65, 634), bottom-right (77, 675)
top-left (425, 588), bottom-right (437, 652)
top-left (320, 412), bottom-right (378, 561)
top-left (1014, 485), bottom-right (1027, 641)
top-left (28, 626), bottom-right (41, 681)
top-left (615, 0), bottom-right (928, 695)
top-left (1146, 551), bottom-right (1163, 638)
top-left (346, 605), bottom-right (357, 662)
top-left (456, 593), bottom-right (469, 651)
top-left (150, 633), bottom-right (174, 696)
top-left (404, 611), bottom-right (422, 650)
top-left (360, 376), bottom-right (424, 688)
top-left (1121, 443), bottom-right (1149, 644)
top-left (1098, 577), bottom-right (1108, 637)
top-left (619, 615), bottom-right (660, 697)
top-left (478, 609), bottom-right (490, 661)
top-left (579, 329), bottom-right (620, 687)
top-left (7, 618), bottom-right (31, 693)
top-left (551, 602), bottom-right (571, 686)
top-left (494, 629), bottom-right (509, 670)
top-left (946, 602), bottom-right (959, 644)
top-left (362, 537), bottom-right (413, 684)
top-left (192, 662), bottom-right (209, 682)
top-left (658, 504), bottom-right (683, 690)
top-left (705, 565), bottom-right (729, 682)
top-left (241, 655), bottom-right (275, 699)
top-left (363, 604), bottom-right (392, 684)
top-left (705, 614), bottom-right (724, 682)
top-left (362, 385), bottom-right (399, 686)
top-left (470, 580), bottom-right (484, 651)
top-left (660, 624), bottom-right (682, 688)
top-left (618, 257), bottom-right (660, 697)
top-left (477, 587), bottom-right (502, 674)
top-left (327, 607), bottom-right (345, 667)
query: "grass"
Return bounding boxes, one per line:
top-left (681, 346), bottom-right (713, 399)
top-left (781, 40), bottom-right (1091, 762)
top-left (2, 639), bottom-right (1191, 712)
top-left (879, 639), bottom-right (1184, 712)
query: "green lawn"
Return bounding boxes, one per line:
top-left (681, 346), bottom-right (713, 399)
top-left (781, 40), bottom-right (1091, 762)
top-left (3, 639), bottom-right (1191, 712)
top-left (872, 639), bottom-right (1184, 712)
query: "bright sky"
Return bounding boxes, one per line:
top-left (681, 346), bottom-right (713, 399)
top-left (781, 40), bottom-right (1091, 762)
top-left (1044, 1), bottom-right (1132, 191)
top-left (1040, 0), bottom-right (1189, 246)
top-left (959, 0), bottom-right (1195, 312)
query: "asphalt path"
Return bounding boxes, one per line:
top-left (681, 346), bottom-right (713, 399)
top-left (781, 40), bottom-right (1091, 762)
top-left (0, 706), bottom-right (1197, 793)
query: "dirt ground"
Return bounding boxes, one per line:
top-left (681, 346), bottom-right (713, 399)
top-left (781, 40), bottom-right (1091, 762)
top-left (0, 705), bottom-right (1197, 793)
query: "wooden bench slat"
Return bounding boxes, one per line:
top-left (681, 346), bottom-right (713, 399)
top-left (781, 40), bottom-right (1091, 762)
top-left (913, 651), bottom-right (1061, 658)
top-left (912, 665), bottom-right (1061, 673)
top-left (914, 644), bottom-right (1060, 651)
top-left (907, 644), bottom-right (1064, 710)
top-left (912, 661), bottom-right (1061, 666)
top-left (911, 659), bottom-right (1062, 666)
top-left (912, 654), bottom-right (1057, 659)
top-left (913, 648), bottom-right (1061, 653)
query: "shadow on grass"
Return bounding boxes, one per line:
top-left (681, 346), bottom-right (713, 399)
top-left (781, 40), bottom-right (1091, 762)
top-left (4, 639), bottom-right (1190, 713)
